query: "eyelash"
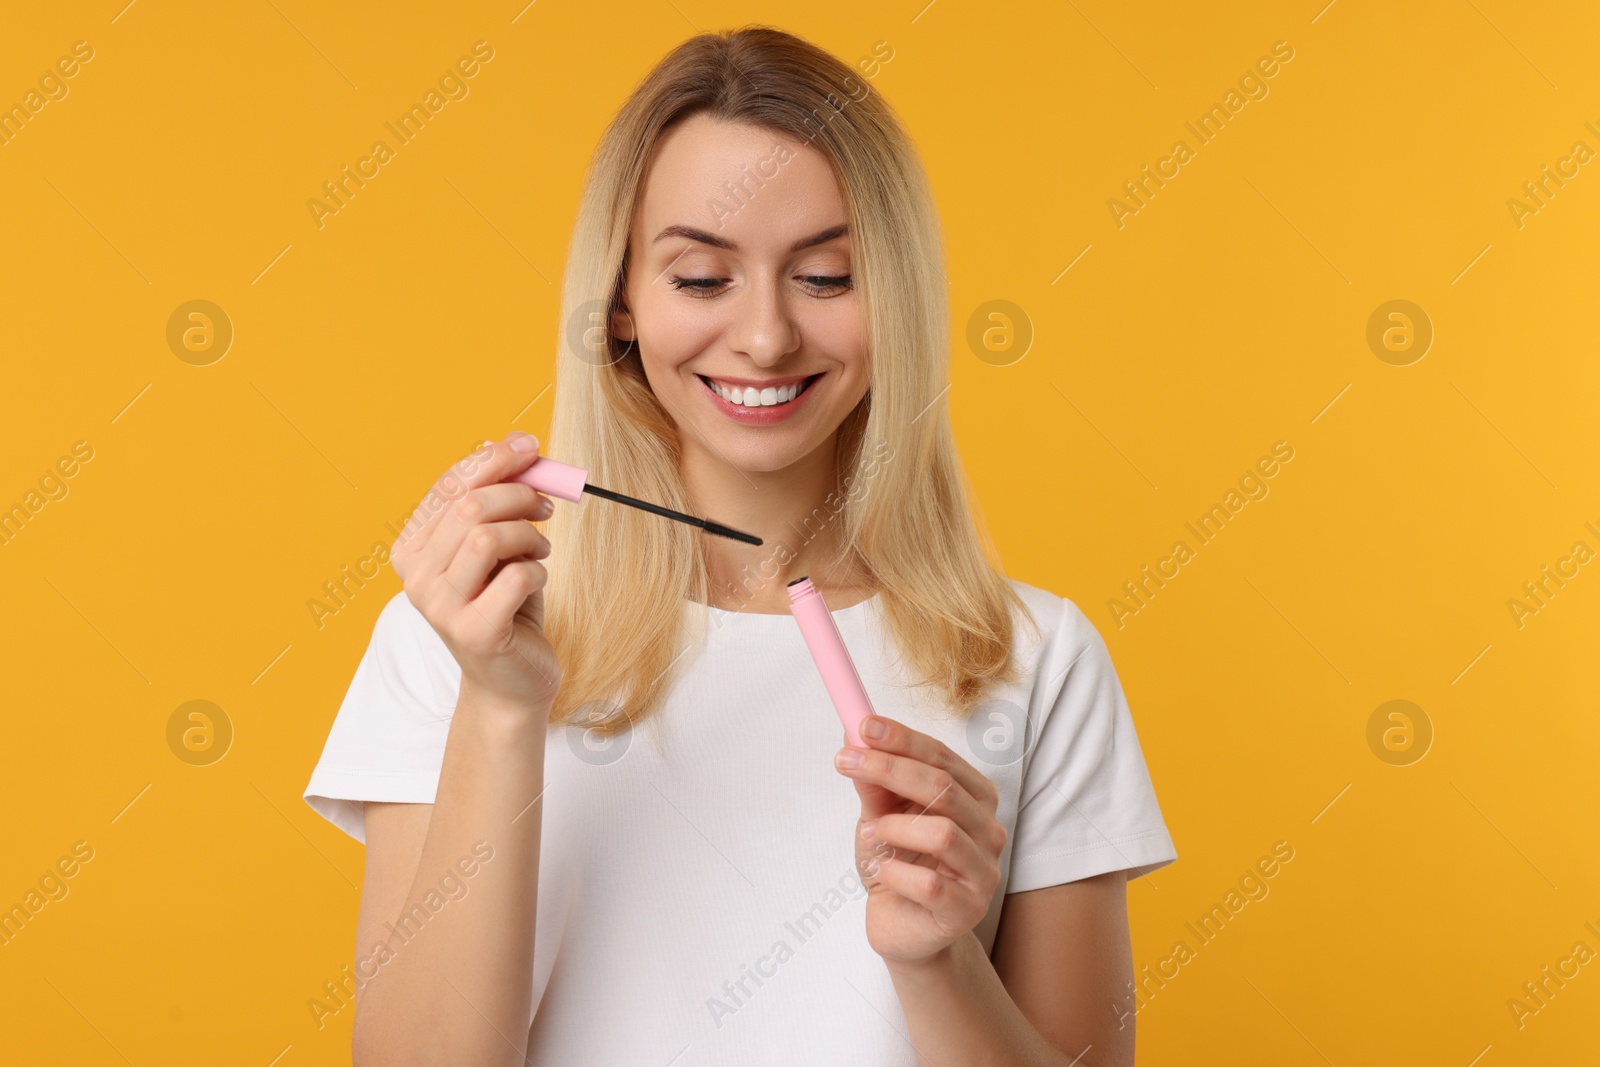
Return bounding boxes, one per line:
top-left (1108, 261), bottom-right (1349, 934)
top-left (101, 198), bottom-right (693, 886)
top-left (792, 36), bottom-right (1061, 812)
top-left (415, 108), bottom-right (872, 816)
top-left (667, 275), bottom-right (853, 298)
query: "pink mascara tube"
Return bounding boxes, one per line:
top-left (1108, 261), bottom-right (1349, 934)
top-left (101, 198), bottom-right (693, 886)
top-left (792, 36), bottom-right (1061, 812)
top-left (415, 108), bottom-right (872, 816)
top-left (787, 576), bottom-right (875, 748)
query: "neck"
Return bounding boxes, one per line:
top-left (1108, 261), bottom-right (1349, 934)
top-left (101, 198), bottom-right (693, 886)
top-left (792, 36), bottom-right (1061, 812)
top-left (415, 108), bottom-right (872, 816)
top-left (681, 434), bottom-right (870, 613)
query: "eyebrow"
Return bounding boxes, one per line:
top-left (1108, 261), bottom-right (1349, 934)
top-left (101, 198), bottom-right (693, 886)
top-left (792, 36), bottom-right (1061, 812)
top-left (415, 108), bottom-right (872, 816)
top-left (651, 222), bottom-right (850, 254)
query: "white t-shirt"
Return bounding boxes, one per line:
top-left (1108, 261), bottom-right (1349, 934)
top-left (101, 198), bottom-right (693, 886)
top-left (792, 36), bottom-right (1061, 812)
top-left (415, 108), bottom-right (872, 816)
top-left (303, 579), bottom-right (1177, 1065)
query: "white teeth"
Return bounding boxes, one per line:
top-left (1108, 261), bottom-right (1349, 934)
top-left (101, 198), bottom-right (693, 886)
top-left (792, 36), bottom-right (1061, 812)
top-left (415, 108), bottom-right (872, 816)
top-left (712, 378), bottom-right (806, 406)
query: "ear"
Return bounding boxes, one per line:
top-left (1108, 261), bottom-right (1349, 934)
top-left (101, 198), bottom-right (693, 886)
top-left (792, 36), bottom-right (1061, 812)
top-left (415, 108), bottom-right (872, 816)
top-left (610, 305), bottom-right (635, 343)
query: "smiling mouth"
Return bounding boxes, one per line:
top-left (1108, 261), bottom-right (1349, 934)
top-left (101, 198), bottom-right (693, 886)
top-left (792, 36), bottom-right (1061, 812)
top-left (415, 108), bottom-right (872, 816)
top-left (695, 373), bottom-right (823, 408)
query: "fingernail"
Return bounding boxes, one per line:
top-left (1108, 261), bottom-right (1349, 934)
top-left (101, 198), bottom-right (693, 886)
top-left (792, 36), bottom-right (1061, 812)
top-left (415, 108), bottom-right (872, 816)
top-left (862, 717), bottom-right (888, 740)
top-left (537, 497), bottom-right (554, 517)
top-left (510, 435), bottom-right (538, 453)
top-left (860, 819), bottom-right (878, 841)
top-left (836, 749), bottom-right (863, 770)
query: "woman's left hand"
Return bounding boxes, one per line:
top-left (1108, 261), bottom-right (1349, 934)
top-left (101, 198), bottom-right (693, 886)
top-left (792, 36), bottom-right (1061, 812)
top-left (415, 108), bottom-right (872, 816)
top-left (835, 715), bottom-right (1007, 965)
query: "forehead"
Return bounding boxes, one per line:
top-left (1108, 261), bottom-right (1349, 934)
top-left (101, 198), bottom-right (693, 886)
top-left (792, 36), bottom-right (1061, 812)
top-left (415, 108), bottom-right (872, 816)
top-left (634, 112), bottom-right (848, 251)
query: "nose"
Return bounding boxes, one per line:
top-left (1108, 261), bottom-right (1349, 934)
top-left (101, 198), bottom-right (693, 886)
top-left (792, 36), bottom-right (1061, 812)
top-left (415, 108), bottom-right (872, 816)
top-left (727, 273), bottom-right (801, 367)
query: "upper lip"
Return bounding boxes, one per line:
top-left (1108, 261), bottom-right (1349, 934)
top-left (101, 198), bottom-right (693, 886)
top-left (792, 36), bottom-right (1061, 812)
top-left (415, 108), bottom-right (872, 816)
top-left (696, 372), bottom-right (820, 389)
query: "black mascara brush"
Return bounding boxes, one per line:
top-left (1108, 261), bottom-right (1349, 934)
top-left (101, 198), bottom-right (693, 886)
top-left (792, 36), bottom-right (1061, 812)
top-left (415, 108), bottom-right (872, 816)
top-left (507, 454), bottom-right (762, 546)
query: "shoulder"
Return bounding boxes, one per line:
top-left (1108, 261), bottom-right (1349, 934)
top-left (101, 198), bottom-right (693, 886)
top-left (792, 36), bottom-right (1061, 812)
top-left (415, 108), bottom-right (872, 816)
top-left (375, 586), bottom-right (434, 640)
top-left (367, 589), bottom-right (462, 688)
top-left (1002, 578), bottom-right (1102, 669)
top-left (998, 578), bottom-right (1121, 714)
top-left (374, 585), bottom-right (473, 641)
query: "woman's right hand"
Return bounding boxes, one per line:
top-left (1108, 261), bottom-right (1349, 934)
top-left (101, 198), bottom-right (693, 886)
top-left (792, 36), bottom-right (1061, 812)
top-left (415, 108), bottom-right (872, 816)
top-left (391, 431), bottom-right (562, 710)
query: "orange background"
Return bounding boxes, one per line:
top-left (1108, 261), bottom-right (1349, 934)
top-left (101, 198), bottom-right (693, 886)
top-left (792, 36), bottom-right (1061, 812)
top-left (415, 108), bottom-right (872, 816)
top-left (1, 1), bottom-right (1596, 1063)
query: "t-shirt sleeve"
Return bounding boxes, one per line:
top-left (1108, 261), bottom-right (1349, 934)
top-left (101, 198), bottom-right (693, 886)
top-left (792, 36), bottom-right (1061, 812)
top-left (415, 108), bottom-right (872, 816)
top-left (1005, 595), bottom-right (1178, 893)
top-left (302, 589), bottom-right (463, 844)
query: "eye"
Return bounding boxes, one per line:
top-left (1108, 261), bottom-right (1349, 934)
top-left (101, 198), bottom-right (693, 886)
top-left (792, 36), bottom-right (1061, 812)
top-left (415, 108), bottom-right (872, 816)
top-left (667, 276), bottom-right (727, 298)
top-left (799, 275), bottom-right (852, 295)
top-left (665, 274), bottom-right (854, 298)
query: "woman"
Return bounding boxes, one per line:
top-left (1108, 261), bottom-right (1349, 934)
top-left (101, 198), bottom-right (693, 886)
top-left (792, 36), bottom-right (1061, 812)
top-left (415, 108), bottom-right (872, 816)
top-left (305, 24), bottom-right (1176, 1066)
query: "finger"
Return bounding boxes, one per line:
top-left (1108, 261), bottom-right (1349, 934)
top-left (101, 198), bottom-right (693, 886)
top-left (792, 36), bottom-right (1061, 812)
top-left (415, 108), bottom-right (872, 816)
top-left (417, 480), bottom-right (548, 585)
top-left (441, 519), bottom-right (551, 604)
top-left (870, 853), bottom-right (990, 919)
top-left (395, 439), bottom-right (497, 551)
top-left (840, 753), bottom-right (909, 827)
top-left (443, 559), bottom-right (557, 695)
top-left (398, 435), bottom-right (542, 557)
top-left (857, 832), bottom-right (900, 888)
top-left (836, 745), bottom-right (991, 843)
top-left (870, 813), bottom-right (1001, 894)
top-left (473, 558), bottom-right (548, 631)
top-left (859, 715), bottom-right (1000, 814)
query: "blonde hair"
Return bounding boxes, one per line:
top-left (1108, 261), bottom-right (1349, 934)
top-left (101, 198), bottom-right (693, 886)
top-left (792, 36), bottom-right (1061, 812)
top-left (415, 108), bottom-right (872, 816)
top-left (543, 24), bottom-right (1037, 735)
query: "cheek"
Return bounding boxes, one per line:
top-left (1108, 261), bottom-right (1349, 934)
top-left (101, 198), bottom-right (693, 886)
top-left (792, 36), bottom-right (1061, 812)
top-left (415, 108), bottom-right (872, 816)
top-left (640, 293), bottom-right (723, 367)
top-left (807, 302), bottom-right (868, 377)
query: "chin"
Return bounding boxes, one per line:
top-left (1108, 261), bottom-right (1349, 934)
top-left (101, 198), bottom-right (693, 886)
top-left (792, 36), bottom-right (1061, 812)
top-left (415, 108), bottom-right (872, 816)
top-left (699, 430), bottom-right (821, 474)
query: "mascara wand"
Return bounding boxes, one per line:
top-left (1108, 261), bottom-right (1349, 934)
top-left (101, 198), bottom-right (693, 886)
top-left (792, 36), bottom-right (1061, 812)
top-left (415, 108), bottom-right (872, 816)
top-left (508, 455), bottom-right (763, 546)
